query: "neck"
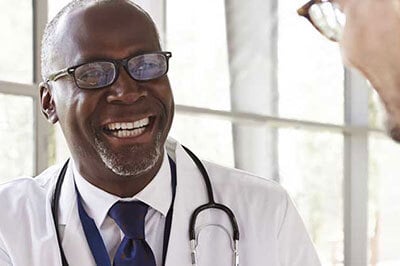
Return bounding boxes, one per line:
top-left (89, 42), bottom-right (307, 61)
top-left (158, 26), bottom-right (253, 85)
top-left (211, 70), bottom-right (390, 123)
top-left (73, 152), bottom-right (165, 198)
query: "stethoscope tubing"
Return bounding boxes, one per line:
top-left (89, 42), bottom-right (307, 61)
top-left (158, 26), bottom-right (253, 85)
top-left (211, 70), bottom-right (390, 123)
top-left (182, 146), bottom-right (240, 242)
top-left (51, 147), bottom-right (240, 266)
top-left (51, 159), bottom-right (70, 266)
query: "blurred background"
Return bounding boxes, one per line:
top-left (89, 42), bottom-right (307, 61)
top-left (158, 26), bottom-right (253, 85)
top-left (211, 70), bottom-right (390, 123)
top-left (0, 0), bottom-right (399, 265)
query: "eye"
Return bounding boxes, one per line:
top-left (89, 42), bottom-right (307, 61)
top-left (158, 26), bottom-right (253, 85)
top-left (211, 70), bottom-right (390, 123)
top-left (74, 62), bottom-right (115, 88)
top-left (77, 67), bottom-right (104, 83)
top-left (128, 54), bottom-right (167, 81)
top-left (134, 61), bottom-right (158, 72)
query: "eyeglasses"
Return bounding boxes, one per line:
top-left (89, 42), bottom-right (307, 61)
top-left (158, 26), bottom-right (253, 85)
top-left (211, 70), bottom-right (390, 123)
top-left (46, 51), bottom-right (172, 90)
top-left (297, 0), bottom-right (346, 42)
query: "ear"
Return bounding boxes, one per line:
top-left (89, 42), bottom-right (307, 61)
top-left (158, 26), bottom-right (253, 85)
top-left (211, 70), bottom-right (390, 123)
top-left (39, 82), bottom-right (59, 124)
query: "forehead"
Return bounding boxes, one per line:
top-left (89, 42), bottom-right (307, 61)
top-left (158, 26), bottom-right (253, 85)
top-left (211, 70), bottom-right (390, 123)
top-left (56, 1), bottom-right (160, 65)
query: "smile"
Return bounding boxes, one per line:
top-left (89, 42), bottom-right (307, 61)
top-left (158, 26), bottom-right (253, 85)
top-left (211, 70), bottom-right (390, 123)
top-left (103, 117), bottom-right (150, 138)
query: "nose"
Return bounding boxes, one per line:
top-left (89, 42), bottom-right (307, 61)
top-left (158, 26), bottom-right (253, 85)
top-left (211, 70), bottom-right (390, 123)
top-left (106, 67), bottom-right (148, 104)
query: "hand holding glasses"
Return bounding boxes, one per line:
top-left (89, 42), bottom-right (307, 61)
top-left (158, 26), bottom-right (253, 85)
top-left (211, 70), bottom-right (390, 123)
top-left (46, 51), bottom-right (172, 89)
top-left (297, 0), bottom-right (346, 42)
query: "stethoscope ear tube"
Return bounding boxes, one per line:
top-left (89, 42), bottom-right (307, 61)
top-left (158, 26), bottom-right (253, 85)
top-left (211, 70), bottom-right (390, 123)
top-left (52, 159), bottom-right (70, 266)
top-left (182, 145), bottom-right (240, 241)
top-left (182, 146), bottom-right (215, 204)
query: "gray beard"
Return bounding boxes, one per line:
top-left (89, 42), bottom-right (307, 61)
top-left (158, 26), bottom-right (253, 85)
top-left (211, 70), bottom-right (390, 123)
top-left (94, 132), bottom-right (162, 177)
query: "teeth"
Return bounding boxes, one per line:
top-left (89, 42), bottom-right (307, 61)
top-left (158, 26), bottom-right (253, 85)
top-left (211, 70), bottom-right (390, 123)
top-left (106, 117), bottom-right (150, 131)
top-left (110, 127), bottom-right (146, 138)
top-left (133, 117), bottom-right (149, 128)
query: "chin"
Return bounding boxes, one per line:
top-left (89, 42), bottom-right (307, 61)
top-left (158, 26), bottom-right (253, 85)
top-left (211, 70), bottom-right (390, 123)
top-left (106, 148), bottom-right (161, 177)
top-left (94, 132), bottom-right (164, 177)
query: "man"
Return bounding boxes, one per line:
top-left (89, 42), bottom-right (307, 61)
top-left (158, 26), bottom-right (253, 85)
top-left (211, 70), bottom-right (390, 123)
top-left (299, 0), bottom-right (400, 142)
top-left (0, 0), bottom-right (320, 265)
top-left (339, 0), bottom-right (400, 142)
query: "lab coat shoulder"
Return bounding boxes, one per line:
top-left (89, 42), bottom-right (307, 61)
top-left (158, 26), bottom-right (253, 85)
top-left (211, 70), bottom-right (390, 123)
top-left (202, 160), bottom-right (321, 265)
top-left (167, 139), bottom-right (320, 265)
top-left (0, 164), bottom-right (62, 266)
top-left (205, 161), bottom-right (287, 207)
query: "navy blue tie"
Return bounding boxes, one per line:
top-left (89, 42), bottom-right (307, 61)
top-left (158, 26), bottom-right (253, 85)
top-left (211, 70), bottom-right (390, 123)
top-left (109, 201), bottom-right (156, 266)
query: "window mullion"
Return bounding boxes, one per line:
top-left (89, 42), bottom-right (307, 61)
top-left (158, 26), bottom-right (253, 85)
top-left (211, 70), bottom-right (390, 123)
top-left (344, 67), bottom-right (369, 266)
top-left (225, 0), bottom-right (279, 179)
top-left (33, 0), bottom-right (50, 175)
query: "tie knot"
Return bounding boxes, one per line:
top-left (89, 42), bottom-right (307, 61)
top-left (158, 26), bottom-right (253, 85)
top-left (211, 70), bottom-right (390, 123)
top-left (109, 201), bottom-right (148, 239)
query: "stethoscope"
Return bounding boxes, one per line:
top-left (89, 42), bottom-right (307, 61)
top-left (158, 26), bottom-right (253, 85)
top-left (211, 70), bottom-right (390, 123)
top-left (51, 146), bottom-right (240, 266)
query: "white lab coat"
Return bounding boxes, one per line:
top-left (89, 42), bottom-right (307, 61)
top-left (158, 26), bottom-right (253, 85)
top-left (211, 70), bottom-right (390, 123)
top-left (0, 138), bottom-right (321, 265)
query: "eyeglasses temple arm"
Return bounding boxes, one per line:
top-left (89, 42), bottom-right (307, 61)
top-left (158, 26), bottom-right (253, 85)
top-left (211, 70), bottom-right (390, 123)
top-left (47, 68), bottom-right (70, 82)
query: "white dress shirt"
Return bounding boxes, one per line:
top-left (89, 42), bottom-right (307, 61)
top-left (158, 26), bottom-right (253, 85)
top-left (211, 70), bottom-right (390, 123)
top-left (72, 151), bottom-right (172, 266)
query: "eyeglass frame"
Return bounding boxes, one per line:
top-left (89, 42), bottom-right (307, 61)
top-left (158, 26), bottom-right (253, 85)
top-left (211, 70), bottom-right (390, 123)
top-left (45, 51), bottom-right (172, 89)
top-left (297, 0), bottom-right (341, 42)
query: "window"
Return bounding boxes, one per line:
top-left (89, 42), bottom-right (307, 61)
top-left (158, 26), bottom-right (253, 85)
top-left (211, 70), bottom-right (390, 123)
top-left (48, 0), bottom-right (71, 19)
top-left (369, 134), bottom-right (400, 265)
top-left (278, 0), bottom-right (344, 125)
top-left (0, 94), bottom-right (34, 182)
top-left (166, 0), bottom-right (231, 112)
top-left (279, 128), bottom-right (344, 265)
top-left (165, 0), bottom-right (387, 265)
top-left (167, 0), bottom-right (346, 263)
top-left (170, 113), bottom-right (234, 167)
top-left (0, 0), bottom-right (33, 83)
top-left (0, 0), bottom-right (35, 183)
top-left (279, 2), bottom-right (345, 262)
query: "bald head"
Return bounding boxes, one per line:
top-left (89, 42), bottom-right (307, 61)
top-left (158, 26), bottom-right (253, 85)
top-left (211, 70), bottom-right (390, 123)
top-left (41, 0), bottom-right (160, 80)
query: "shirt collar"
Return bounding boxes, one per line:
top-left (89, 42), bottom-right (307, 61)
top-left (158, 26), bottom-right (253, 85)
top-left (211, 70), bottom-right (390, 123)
top-left (73, 150), bottom-right (172, 229)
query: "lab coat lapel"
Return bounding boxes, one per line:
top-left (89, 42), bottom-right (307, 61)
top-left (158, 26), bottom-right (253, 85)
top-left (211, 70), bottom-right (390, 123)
top-left (58, 163), bottom-right (96, 266)
top-left (164, 143), bottom-right (209, 266)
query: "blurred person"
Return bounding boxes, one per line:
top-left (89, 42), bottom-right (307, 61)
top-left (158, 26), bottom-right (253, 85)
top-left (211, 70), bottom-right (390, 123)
top-left (298, 0), bottom-right (400, 142)
top-left (0, 0), bottom-right (320, 265)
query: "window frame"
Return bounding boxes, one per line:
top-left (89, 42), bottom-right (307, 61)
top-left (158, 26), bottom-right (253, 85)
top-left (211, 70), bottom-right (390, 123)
top-left (0, 0), bottom-right (49, 176)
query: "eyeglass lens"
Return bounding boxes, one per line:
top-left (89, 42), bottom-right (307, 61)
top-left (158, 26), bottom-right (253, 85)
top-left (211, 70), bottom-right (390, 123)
top-left (74, 53), bottom-right (169, 89)
top-left (309, 2), bottom-right (346, 41)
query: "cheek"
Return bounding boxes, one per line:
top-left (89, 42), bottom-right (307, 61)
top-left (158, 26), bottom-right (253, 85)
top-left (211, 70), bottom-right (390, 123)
top-left (154, 78), bottom-right (174, 114)
top-left (339, 28), bottom-right (361, 69)
top-left (165, 90), bottom-right (174, 113)
top-left (53, 87), bottom-right (100, 134)
top-left (339, 9), bottom-right (372, 70)
top-left (154, 80), bottom-right (174, 133)
top-left (166, 90), bottom-right (175, 125)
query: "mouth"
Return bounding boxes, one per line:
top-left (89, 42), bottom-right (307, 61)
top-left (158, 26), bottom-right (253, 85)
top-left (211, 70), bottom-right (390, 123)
top-left (102, 117), bottom-right (152, 139)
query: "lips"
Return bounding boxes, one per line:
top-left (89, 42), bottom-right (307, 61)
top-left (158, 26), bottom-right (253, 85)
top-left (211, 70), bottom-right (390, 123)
top-left (103, 117), bottom-right (151, 138)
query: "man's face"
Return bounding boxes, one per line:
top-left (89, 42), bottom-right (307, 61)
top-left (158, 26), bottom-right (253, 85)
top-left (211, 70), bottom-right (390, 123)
top-left (43, 2), bottom-right (174, 180)
top-left (336, 0), bottom-right (400, 141)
